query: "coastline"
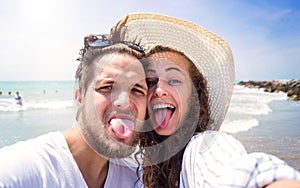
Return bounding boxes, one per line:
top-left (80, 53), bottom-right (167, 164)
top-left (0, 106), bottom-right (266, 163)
top-left (231, 98), bottom-right (300, 171)
top-left (238, 80), bottom-right (300, 101)
top-left (223, 83), bottom-right (300, 171)
top-left (1, 81), bottom-right (300, 172)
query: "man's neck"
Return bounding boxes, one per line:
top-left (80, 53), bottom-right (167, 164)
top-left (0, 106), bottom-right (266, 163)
top-left (64, 126), bottom-right (109, 188)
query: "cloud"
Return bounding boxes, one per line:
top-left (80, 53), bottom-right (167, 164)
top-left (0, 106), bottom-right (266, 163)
top-left (269, 9), bottom-right (292, 21)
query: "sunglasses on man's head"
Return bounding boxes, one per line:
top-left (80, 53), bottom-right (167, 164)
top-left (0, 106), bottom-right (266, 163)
top-left (77, 34), bottom-right (144, 61)
top-left (84, 34), bottom-right (112, 48)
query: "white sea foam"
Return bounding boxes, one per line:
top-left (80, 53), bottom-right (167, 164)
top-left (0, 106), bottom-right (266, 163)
top-left (229, 85), bottom-right (287, 115)
top-left (0, 98), bottom-right (73, 112)
top-left (26, 100), bottom-right (73, 110)
top-left (221, 119), bottom-right (259, 133)
top-left (221, 85), bottom-right (288, 133)
top-left (228, 103), bottom-right (272, 115)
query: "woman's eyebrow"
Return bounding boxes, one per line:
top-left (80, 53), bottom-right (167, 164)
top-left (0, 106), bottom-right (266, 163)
top-left (147, 67), bottom-right (182, 73)
top-left (165, 67), bottom-right (186, 77)
top-left (165, 67), bottom-right (182, 73)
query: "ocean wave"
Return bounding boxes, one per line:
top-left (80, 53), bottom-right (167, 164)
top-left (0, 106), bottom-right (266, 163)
top-left (221, 119), bottom-right (259, 133)
top-left (0, 98), bottom-right (73, 112)
top-left (228, 103), bottom-right (272, 115)
top-left (222, 85), bottom-right (289, 133)
top-left (229, 85), bottom-right (287, 115)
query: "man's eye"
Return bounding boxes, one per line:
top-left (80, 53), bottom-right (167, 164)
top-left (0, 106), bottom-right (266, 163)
top-left (96, 85), bottom-right (112, 92)
top-left (132, 88), bottom-right (146, 96)
top-left (146, 77), bottom-right (159, 88)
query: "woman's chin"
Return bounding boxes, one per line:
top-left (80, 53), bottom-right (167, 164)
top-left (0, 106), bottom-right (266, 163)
top-left (155, 126), bottom-right (175, 136)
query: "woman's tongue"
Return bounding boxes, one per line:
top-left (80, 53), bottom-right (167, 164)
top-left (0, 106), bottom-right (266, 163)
top-left (154, 109), bottom-right (173, 129)
top-left (109, 118), bottom-right (134, 139)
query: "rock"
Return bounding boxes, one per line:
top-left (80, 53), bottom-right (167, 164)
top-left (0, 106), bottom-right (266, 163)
top-left (238, 80), bottom-right (300, 102)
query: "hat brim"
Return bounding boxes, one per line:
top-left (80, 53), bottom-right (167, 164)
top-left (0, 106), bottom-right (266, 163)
top-left (110, 12), bottom-right (235, 130)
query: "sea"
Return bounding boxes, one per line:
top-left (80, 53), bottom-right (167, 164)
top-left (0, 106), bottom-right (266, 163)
top-left (1, 81), bottom-right (300, 171)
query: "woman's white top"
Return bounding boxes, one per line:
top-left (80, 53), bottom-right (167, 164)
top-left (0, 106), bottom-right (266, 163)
top-left (180, 131), bottom-right (300, 188)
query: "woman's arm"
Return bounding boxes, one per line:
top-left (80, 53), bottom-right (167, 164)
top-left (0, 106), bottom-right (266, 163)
top-left (180, 131), bottom-right (300, 188)
top-left (266, 179), bottom-right (300, 188)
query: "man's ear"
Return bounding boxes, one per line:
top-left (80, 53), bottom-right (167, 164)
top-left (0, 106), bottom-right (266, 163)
top-left (75, 89), bottom-right (82, 104)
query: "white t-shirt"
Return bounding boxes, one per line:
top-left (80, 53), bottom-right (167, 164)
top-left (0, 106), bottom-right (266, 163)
top-left (0, 131), bottom-right (142, 188)
top-left (180, 131), bottom-right (300, 188)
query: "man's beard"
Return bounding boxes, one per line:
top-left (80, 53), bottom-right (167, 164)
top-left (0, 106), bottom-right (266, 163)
top-left (76, 102), bottom-right (139, 158)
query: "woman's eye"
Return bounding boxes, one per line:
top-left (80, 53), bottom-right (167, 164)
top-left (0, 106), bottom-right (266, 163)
top-left (169, 79), bottom-right (181, 85)
top-left (146, 77), bottom-right (159, 88)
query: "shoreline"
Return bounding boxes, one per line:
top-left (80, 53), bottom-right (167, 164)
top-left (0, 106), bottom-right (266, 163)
top-left (238, 80), bottom-right (300, 102)
top-left (233, 99), bottom-right (300, 171)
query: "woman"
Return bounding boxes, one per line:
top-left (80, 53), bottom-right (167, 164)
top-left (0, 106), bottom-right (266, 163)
top-left (110, 13), bottom-right (300, 187)
top-left (141, 46), bottom-right (300, 188)
top-left (140, 45), bottom-right (211, 187)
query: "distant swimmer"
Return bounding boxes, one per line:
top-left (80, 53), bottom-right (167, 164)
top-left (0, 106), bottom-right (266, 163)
top-left (15, 91), bottom-right (23, 106)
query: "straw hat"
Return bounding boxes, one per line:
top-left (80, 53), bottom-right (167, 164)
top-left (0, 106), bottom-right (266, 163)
top-left (110, 12), bottom-right (235, 131)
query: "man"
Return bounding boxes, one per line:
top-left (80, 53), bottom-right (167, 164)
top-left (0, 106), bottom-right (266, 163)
top-left (14, 91), bottom-right (23, 106)
top-left (0, 34), bottom-right (147, 187)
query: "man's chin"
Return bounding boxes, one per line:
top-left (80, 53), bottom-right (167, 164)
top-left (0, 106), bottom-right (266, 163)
top-left (106, 132), bottom-right (139, 158)
top-left (77, 105), bottom-right (139, 158)
top-left (110, 129), bottom-right (139, 146)
top-left (81, 124), bottom-right (138, 158)
top-left (98, 140), bottom-right (137, 158)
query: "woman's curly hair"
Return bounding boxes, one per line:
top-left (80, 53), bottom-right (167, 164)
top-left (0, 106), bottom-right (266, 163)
top-left (137, 46), bottom-right (210, 188)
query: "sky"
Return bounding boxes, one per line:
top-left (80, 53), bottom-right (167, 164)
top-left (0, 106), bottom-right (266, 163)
top-left (0, 0), bottom-right (299, 81)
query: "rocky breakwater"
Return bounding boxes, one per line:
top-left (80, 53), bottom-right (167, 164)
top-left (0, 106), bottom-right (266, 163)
top-left (238, 80), bottom-right (300, 102)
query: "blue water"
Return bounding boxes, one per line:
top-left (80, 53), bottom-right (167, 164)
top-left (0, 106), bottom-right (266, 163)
top-left (0, 81), bottom-right (74, 107)
top-left (222, 86), bottom-right (300, 171)
top-left (1, 81), bottom-right (300, 171)
top-left (231, 99), bottom-right (300, 171)
top-left (0, 81), bottom-right (75, 146)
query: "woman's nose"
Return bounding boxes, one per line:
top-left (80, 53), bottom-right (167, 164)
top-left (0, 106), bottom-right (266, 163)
top-left (153, 80), bottom-right (169, 98)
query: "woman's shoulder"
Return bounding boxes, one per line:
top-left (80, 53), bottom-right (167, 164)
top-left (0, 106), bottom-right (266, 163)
top-left (180, 131), bottom-right (247, 187)
top-left (181, 131), bottom-right (300, 187)
top-left (185, 130), bottom-right (247, 156)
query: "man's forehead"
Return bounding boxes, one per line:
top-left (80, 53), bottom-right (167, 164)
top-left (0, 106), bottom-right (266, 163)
top-left (97, 68), bottom-right (144, 81)
top-left (100, 62), bottom-right (143, 76)
top-left (91, 53), bottom-right (146, 84)
top-left (95, 64), bottom-right (146, 86)
top-left (95, 53), bottom-right (143, 71)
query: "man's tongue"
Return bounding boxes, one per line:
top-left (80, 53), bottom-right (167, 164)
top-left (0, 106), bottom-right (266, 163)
top-left (154, 109), bottom-right (173, 129)
top-left (110, 118), bottom-right (134, 139)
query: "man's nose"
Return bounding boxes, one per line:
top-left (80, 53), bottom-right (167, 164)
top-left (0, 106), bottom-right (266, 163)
top-left (113, 91), bottom-right (130, 109)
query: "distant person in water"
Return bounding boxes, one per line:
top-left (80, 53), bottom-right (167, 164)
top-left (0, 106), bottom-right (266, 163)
top-left (15, 91), bottom-right (23, 106)
top-left (8, 91), bottom-right (12, 96)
